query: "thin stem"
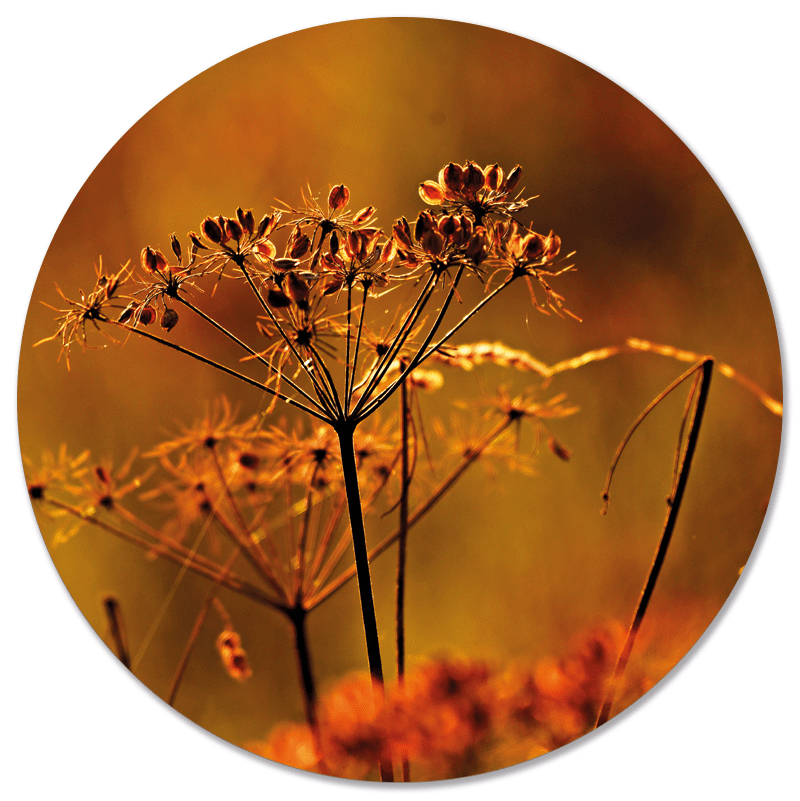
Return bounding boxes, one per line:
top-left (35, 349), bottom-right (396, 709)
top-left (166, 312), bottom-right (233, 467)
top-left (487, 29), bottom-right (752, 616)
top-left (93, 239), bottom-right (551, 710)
top-left (336, 423), bottom-right (394, 782)
top-left (346, 286), bottom-right (369, 412)
top-left (236, 260), bottom-right (338, 418)
top-left (309, 343), bottom-right (343, 420)
top-left (351, 274), bottom-right (437, 417)
top-left (178, 296), bottom-right (328, 414)
top-left (295, 479), bottom-right (316, 601)
top-left (43, 498), bottom-right (287, 612)
top-left (305, 487), bottom-right (347, 595)
top-left (396, 380), bottom-right (411, 782)
top-left (167, 545), bottom-right (241, 706)
top-left (289, 606), bottom-right (319, 731)
top-left (207, 446), bottom-right (289, 601)
top-left (210, 506), bottom-right (289, 604)
top-left (310, 414), bottom-right (515, 607)
top-left (595, 358), bottom-right (713, 728)
top-left (308, 452), bottom-right (399, 596)
top-left (359, 269), bottom-right (507, 419)
top-left (601, 360), bottom-right (711, 513)
top-left (345, 284), bottom-right (353, 411)
top-left (112, 321), bottom-right (329, 423)
top-left (421, 275), bottom-right (517, 363)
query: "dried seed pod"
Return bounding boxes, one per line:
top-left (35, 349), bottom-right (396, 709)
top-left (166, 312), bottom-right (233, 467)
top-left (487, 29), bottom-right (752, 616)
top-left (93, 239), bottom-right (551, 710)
top-left (484, 163), bottom-right (503, 192)
top-left (463, 162), bottom-right (486, 196)
top-left (362, 228), bottom-right (382, 256)
top-left (345, 229), bottom-right (362, 261)
top-left (351, 205), bottom-right (375, 226)
top-left (392, 217), bottom-right (413, 250)
top-left (438, 215), bottom-right (459, 243)
top-left (328, 184), bottom-right (350, 212)
top-left (201, 217), bottom-right (223, 244)
top-left (322, 277), bottom-right (344, 296)
top-left (419, 181), bottom-right (445, 204)
top-left (216, 216), bottom-right (232, 244)
top-left (329, 230), bottom-right (340, 256)
top-left (273, 257), bottom-right (298, 272)
top-left (380, 238), bottom-right (397, 264)
top-left (466, 229), bottom-right (489, 265)
top-left (502, 165), bottom-right (523, 195)
top-left (548, 436), bottom-right (571, 461)
top-left (225, 218), bottom-right (243, 241)
top-left (320, 252), bottom-right (341, 271)
top-left (160, 308), bottom-right (179, 333)
top-left (103, 273), bottom-right (123, 299)
top-left (141, 246), bottom-right (167, 275)
top-left (420, 229), bottom-right (445, 257)
top-left (523, 233), bottom-right (547, 262)
top-left (236, 207), bottom-right (255, 236)
top-left (414, 211), bottom-right (435, 242)
top-left (169, 233), bottom-right (182, 265)
top-left (544, 231), bottom-right (562, 260)
top-left (439, 162), bottom-right (464, 193)
top-left (188, 232), bottom-right (206, 250)
top-left (95, 465), bottom-right (110, 484)
top-left (256, 212), bottom-right (277, 239)
top-left (286, 271), bottom-right (310, 306)
top-left (253, 240), bottom-right (276, 263)
top-left (289, 229), bottom-right (311, 259)
top-left (139, 305), bottom-right (157, 325)
top-left (118, 304), bottom-right (136, 324)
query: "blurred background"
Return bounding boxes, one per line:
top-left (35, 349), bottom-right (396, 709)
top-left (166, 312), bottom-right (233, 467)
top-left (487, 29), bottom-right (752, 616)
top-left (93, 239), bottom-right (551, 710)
top-left (18, 19), bottom-right (781, 753)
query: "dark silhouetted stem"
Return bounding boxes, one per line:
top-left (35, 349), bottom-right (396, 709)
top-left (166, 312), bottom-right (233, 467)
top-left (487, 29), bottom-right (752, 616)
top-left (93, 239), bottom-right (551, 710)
top-left (396, 380), bottom-right (411, 781)
top-left (289, 606), bottom-right (319, 731)
top-left (310, 413), bottom-right (516, 607)
top-left (596, 358), bottom-right (713, 727)
top-left (336, 423), bottom-right (394, 782)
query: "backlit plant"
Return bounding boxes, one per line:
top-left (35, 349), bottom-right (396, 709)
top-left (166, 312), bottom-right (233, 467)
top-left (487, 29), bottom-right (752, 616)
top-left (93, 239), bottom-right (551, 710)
top-left (27, 160), bottom-right (781, 781)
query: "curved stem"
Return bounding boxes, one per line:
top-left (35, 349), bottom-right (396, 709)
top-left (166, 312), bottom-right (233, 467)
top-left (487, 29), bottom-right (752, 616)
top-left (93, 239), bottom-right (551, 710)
top-left (595, 358), bottom-right (713, 727)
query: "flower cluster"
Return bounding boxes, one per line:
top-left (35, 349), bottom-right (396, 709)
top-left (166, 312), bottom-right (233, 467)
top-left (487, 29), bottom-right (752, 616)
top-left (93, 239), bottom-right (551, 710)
top-left (247, 621), bottom-right (662, 781)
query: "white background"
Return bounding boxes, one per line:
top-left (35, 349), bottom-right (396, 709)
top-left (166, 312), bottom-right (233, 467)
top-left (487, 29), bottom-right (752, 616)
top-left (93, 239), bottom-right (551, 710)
top-left (2, 2), bottom-right (797, 798)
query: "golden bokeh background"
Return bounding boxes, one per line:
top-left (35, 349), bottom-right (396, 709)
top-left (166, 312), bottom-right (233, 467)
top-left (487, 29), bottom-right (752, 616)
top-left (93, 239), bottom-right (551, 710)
top-left (18, 19), bottom-right (781, 757)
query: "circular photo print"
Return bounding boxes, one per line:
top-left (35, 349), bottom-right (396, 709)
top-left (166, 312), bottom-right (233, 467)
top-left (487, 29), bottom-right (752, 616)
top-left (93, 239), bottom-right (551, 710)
top-left (18, 18), bottom-right (781, 783)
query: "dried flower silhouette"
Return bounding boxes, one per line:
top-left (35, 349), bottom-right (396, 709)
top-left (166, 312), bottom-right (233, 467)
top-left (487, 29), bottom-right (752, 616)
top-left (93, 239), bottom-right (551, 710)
top-left (26, 159), bottom-right (781, 782)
